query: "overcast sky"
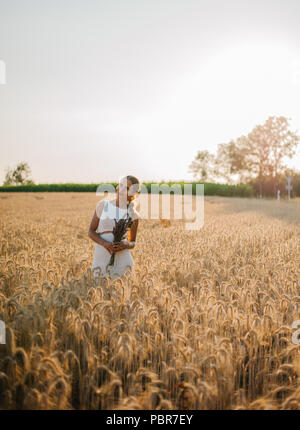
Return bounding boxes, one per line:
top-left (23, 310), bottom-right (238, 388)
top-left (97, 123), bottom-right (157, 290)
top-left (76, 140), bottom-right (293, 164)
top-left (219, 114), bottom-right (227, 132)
top-left (0, 0), bottom-right (300, 184)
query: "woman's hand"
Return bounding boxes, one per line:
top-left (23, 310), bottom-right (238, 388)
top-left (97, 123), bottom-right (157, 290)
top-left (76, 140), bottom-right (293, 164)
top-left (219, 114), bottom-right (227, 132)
top-left (112, 241), bottom-right (132, 252)
top-left (103, 242), bottom-right (114, 255)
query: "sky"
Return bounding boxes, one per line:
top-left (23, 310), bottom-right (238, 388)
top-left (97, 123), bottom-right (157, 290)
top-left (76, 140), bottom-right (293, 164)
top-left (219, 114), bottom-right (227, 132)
top-left (0, 0), bottom-right (300, 184)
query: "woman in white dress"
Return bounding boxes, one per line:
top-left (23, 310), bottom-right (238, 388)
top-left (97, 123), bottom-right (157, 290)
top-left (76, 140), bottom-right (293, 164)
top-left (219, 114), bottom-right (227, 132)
top-left (88, 175), bottom-right (141, 280)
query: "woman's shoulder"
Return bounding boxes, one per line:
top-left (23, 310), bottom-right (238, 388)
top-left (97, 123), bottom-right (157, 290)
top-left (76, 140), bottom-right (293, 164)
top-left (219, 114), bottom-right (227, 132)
top-left (128, 200), bottom-right (141, 220)
top-left (95, 199), bottom-right (109, 217)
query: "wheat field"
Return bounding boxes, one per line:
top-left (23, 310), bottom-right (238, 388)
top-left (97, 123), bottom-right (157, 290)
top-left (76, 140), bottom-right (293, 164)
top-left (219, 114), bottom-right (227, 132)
top-left (0, 192), bottom-right (300, 410)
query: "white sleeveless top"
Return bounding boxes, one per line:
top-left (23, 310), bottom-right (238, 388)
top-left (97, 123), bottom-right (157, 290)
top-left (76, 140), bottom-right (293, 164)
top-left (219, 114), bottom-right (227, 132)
top-left (95, 199), bottom-right (140, 233)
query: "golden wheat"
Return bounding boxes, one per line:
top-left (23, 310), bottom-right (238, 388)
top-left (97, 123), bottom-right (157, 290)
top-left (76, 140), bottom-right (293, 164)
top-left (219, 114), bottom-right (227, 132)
top-left (0, 192), bottom-right (300, 409)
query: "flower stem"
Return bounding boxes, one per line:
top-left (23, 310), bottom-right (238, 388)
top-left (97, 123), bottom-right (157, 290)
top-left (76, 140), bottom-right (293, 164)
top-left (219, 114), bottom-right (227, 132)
top-left (108, 252), bottom-right (115, 266)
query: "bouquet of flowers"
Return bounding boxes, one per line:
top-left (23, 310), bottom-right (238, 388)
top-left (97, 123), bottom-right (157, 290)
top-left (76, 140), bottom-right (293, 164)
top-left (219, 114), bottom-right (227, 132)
top-left (106, 216), bottom-right (133, 270)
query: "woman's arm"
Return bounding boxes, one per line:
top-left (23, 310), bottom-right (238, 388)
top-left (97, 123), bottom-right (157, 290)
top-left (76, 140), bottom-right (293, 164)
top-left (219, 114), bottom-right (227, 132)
top-left (88, 211), bottom-right (107, 247)
top-left (128, 219), bottom-right (139, 243)
top-left (88, 202), bottom-right (114, 255)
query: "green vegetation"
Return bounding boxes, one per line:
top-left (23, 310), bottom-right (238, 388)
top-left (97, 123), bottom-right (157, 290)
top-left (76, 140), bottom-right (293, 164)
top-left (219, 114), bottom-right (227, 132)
top-left (0, 181), bottom-right (254, 197)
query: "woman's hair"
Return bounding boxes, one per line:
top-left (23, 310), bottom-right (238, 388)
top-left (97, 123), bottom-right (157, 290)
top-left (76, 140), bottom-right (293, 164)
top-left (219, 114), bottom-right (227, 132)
top-left (124, 175), bottom-right (140, 204)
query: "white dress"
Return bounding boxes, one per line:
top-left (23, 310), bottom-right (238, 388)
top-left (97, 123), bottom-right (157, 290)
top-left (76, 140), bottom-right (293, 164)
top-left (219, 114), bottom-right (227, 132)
top-left (91, 199), bottom-right (140, 280)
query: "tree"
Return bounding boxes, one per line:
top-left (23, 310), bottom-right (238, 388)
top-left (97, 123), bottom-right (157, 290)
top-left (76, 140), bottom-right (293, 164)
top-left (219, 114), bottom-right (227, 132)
top-left (189, 143), bottom-right (252, 184)
top-left (245, 124), bottom-right (273, 197)
top-left (3, 162), bottom-right (34, 186)
top-left (264, 116), bottom-right (299, 196)
top-left (188, 150), bottom-right (217, 182)
top-left (214, 138), bottom-right (250, 184)
top-left (217, 116), bottom-right (299, 197)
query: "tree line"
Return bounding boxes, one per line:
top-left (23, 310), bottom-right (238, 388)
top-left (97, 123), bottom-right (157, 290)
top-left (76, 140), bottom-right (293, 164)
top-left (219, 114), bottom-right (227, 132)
top-left (189, 116), bottom-right (300, 198)
top-left (3, 115), bottom-right (300, 198)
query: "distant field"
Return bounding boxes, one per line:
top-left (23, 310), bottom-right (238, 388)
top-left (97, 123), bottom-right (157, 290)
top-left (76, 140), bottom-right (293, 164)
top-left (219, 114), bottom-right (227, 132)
top-left (0, 193), bottom-right (300, 410)
top-left (0, 182), bottom-right (254, 197)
